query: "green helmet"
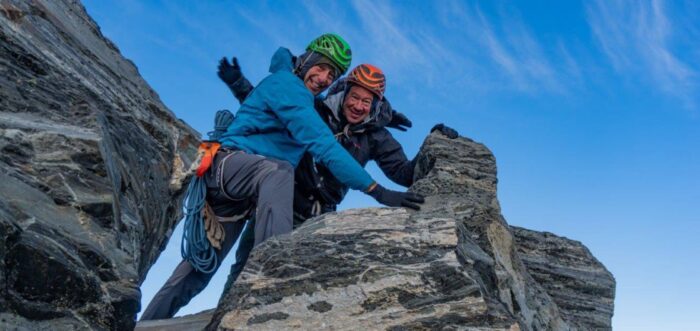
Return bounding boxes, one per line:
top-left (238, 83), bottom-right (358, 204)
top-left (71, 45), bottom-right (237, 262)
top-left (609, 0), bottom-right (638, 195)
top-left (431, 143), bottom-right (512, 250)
top-left (306, 33), bottom-right (352, 75)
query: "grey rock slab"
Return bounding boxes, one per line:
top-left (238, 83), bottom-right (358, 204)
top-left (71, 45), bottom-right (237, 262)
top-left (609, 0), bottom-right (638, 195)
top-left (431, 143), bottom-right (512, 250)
top-left (134, 310), bottom-right (214, 331)
top-left (1, 1), bottom-right (199, 329)
top-left (205, 133), bottom-right (615, 331)
top-left (209, 208), bottom-right (520, 331)
top-left (412, 134), bottom-right (571, 331)
top-left (512, 227), bottom-right (615, 331)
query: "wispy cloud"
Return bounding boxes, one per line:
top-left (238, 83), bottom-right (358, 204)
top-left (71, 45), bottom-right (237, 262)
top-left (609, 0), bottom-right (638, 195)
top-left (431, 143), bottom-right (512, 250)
top-left (436, 1), bottom-right (574, 94)
top-left (300, 0), bottom-right (351, 39)
top-left (587, 0), bottom-right (698, 107)
top-left (301, 0), bottom-right (457, 94)
top-left (302, 0), bottom-right (575, 97)
top-left (556, 41), bottom-right (584, 86)
top-left (347, 0), bottom-right (429, 69)
top-left (230, 4), bottom-right (298, 50)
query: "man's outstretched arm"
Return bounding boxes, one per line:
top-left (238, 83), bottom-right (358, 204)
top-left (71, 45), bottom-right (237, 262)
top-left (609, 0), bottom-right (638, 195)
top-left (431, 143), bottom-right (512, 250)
top-left (218, 56), bottom-right (254, 104)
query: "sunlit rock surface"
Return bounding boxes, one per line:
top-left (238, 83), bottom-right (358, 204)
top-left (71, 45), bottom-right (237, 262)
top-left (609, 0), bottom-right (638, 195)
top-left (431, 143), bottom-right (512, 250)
top-left (200, 134), bottom-right (615, 331)
top-left (0, 1), bottom-right (199, 329)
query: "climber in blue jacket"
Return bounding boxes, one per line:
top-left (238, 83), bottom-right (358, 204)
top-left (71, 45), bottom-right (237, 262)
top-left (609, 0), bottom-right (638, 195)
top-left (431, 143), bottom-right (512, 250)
top-left (141, 33), bottom-right (424, 321)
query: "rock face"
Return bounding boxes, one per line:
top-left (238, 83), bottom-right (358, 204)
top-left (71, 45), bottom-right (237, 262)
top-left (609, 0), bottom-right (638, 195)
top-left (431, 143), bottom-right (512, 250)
top-left (205, 134), bottom-right (615, 331)
top-left (0, 1), bottom-right (199, 330)
top-left (512, 227), bottom-right (615, 330)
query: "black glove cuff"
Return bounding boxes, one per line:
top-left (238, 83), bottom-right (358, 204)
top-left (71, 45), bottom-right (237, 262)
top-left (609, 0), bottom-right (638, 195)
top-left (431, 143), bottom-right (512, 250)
top-left (228, 77), bottom-right (254, 103)
top-left (366, 183), bottom-right (383, 199)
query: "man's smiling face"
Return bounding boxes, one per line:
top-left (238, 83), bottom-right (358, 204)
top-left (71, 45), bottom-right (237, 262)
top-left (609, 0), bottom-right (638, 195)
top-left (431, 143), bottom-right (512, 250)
top-left (303, 63), bottom-right (335, 95)
top-left (342, 85), bottom-right (374, 124)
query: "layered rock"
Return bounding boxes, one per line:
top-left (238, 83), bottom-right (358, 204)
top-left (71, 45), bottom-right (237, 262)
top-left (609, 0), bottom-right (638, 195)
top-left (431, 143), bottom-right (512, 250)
top-left (512, 227), bottom-right (615, 330)
top-left (204, 134), bottom-right (615, 330)
top-left (211, 209), bottom-right (517, 330)
top-left (0, 1), bottom-right (199, 330)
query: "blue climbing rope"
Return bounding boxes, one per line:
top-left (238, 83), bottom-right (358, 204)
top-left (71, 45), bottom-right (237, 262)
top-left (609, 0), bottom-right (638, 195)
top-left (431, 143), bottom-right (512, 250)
top-left (207, 109), bottom-right (235, 141)
top-left (180, 176), bottom-right (217, 273)
top-left (181, 109), bottom-right (235, 274)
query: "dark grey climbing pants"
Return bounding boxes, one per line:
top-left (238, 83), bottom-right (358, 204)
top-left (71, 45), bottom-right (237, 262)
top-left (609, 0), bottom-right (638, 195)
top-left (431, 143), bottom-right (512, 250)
top-left (140, 151), bottom-right (294, 320)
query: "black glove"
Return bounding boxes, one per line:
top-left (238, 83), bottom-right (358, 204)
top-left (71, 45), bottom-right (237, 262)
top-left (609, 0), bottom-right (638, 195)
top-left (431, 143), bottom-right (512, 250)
top-left (430, 123), bottom-right (458, 139)
top-left (217, 57), bottom-right (242, 85)
top-left (366, 184), bottom-right (425, 210)
top-left (387, 110), bottom-right (412, 131)
top-left (207, 109), bottom-right (235, 141)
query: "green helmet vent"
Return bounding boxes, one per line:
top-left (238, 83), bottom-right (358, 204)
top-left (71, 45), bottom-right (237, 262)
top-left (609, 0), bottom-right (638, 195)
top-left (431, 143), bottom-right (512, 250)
top-left (307, 33), bottom-right (352, 75)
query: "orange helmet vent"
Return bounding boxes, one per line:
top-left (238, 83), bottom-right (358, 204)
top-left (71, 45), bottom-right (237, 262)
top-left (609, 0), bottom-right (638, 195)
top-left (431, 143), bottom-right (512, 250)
top-left (347, 64), bottom-right (386, 99)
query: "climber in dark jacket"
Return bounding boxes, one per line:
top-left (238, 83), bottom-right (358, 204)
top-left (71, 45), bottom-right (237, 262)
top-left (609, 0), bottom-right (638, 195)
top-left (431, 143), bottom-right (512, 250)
top-left (219, 60), bottom-right (459, 223)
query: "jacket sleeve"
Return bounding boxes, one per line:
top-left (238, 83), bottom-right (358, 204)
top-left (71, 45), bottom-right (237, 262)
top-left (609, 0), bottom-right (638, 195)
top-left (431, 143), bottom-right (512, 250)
top-left (370, 129), bottom-right (415, 187)
top-left (263, 73), bottom-right (374, 191)
top-left (228, 75), bottom-right (254, 104)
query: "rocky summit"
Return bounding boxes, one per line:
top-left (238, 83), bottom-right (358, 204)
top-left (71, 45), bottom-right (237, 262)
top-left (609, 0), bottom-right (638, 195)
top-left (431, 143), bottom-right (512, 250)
top-left (196, 134), bottom-right (615, 331)
top-left (1, 1), bottom-right (614, 330)
top-left (0, 1), bottom-right (199, 330)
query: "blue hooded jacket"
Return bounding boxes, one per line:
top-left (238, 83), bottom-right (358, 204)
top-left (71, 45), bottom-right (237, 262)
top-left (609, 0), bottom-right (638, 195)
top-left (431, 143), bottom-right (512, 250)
top-left (219, 48), bottom-right (374, 191)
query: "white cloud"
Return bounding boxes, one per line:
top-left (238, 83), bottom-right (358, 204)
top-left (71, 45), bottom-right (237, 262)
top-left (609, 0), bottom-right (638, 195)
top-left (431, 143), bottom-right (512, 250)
top-left (231, 5), bottom-right (296, 48)
top-left (587, 0), bottom-right (697, 107)
top-left (299, 0), bottom-right (450, 94)
top-left (349, 0), bottom-right (428, 67)
top-left (227, 0), bottom-right (589, 98)
top-left (438, 1), bottom-right (571, 94)
top-left (300, 1), bottom-right (355, 40)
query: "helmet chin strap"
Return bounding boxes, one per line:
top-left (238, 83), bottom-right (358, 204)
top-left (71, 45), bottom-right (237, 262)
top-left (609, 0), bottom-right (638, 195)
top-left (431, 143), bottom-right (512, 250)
top-left (294, 51), bottom-right (315, 78)
top-left (369, 97), bottom-right (381, 122)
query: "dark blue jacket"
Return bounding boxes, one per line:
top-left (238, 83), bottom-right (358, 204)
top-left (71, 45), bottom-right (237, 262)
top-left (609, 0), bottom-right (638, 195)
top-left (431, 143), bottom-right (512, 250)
top-left (298, 81), bottom-right (414, 208)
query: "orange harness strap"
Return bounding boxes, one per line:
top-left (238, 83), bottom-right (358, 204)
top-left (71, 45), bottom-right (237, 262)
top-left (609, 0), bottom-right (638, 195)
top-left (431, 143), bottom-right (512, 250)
top-left (196, 141), bottom-right (221, 177)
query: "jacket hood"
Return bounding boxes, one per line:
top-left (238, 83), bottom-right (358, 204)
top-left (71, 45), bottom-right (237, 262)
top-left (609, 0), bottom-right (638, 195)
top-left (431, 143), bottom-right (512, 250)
top-left (269, 47), bottom-right (295, 74)
top-left (323, 78), bottom-right (392, 133)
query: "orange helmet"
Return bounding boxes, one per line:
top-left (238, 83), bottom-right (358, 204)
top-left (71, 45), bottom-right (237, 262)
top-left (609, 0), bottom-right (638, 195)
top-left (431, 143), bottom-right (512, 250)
top-left (346, 64), bottom-right (386, 99)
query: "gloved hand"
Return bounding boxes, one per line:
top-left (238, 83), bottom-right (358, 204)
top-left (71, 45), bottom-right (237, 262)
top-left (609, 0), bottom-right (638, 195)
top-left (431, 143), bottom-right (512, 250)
top-left (366, 184), bottom-right (425, 210)
top-left (430, 123), bottom-right (458, 139)
top-left (387, 109), bottom-right (412, 131)
top-left (207, 109), bottom-right (235, 141)
top-left (217, 57), bottom-right (242, 85)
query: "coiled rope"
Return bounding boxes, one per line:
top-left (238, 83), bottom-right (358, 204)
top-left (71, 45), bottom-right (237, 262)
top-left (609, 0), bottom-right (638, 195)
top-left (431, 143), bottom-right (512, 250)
top-left (180, 175), bottom-right (217, 274)
top-left (207, 109), bottom-right (235, 141)
top-left (181, 109), bottom-right (234, 274)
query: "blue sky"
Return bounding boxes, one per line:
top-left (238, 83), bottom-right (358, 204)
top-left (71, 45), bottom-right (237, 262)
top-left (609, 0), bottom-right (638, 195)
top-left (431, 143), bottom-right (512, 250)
top-left (83, 1), bottom-right (699, 329)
